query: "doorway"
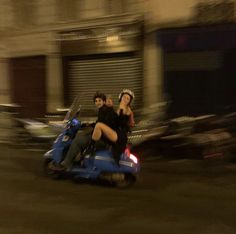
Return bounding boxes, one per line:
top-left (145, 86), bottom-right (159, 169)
top-left (10, 56), bottom-right (46, 118)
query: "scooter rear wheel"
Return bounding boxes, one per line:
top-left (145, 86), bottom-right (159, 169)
top-left (115, 173), bottom-right (136, 189)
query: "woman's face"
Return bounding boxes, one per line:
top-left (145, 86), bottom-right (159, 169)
top-left (121, 94), bottom-right (131, 106)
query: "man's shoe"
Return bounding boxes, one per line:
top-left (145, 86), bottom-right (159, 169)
top-left (48, 162), bottom-right (65, 171)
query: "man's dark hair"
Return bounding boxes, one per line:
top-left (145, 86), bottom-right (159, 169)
top-left (93, 91), bottom-right (106, 102)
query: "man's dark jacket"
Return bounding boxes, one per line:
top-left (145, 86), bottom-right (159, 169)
top-left (97, 105), bottom-right (118, 131)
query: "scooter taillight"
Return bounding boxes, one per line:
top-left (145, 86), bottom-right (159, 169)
top-left (129, 153), bottom-right (138, 164)
top-left (124, 147), bottom-right (138, 164)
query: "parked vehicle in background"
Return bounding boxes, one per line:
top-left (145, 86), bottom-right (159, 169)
top-left (131, 111), bottom-right (235, 163)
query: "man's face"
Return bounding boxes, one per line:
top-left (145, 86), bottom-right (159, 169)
top-left (94, 97), bottom-right (105, 109)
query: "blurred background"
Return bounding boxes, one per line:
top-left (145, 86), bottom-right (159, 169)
top-left (1, 0), bottom-right (236, 159)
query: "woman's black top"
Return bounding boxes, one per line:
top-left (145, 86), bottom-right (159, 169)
top-left (115, 109), bottom-right (131, 150)
top-left (117, 110), bottom-right (131, 134)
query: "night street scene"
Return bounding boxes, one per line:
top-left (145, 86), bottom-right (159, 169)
top-left (1, 0), bottom-right (236, 233)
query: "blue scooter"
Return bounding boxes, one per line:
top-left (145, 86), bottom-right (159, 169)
top-left (43, 97), bottom-right (140, 188)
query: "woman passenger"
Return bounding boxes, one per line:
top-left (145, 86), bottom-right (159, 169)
top-left (89, 89), bottom-right (135, 164)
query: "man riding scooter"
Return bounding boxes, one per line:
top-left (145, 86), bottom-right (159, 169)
top-left (49, 91), bottom-right (118, 171)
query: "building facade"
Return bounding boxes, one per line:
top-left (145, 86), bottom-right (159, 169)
top-left (0, 0), bottom-right (235, 117)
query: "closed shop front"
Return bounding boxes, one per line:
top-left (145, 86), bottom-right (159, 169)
top-left (60, 22), bottom-right (143, 114)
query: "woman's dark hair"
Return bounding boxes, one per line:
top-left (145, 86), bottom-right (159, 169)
top-left (93, 91), bottom-right (106, 102)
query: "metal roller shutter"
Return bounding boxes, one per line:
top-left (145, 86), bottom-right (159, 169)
top-left (68, 53), bottom-right (143, 115)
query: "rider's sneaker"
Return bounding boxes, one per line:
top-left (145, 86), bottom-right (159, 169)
top-left (49, 162), bottom-right (66, 171)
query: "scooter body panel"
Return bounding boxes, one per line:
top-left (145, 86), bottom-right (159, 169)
top-left (44, 148), bottom-right (140, 180)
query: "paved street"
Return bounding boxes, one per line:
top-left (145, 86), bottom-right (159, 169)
top-left (1, 145), bottom-right (236, 234)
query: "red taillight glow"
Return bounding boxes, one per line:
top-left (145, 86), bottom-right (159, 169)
top-left (124, 148), bottom-right (130, 156)
top-left (129, 154), bottom-right (138, 164)
top-left (124, 147), bottom-right (138, 164)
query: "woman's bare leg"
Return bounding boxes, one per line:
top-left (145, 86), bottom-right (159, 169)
top-left (92, 122), bottom-right (118, 142)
